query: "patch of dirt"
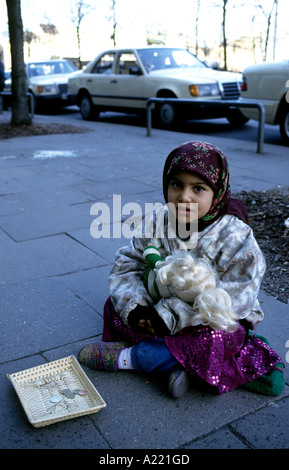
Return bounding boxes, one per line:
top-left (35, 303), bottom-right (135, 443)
top-left (234, 187), bottom-right (289, 304)
top-left (0, 121), bottom-right (91, 139)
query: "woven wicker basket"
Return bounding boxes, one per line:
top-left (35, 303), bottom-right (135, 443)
top-left (7, 355), bottom-right (106, 428)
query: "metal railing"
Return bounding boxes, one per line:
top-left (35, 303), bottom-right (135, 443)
top-left (146, 98), bottom-right (265, 154)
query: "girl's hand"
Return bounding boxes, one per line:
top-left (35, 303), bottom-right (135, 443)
top-left (128, 305), bottom-right (170, 336)
top-left (137, 318), bottom-right (157, 335)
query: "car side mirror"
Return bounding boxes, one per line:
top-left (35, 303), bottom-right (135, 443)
top-left (129, 66), bottom-right (142, 75)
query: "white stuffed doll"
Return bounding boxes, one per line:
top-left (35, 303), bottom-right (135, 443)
top-left (143, 245), bottom-right (238, 332)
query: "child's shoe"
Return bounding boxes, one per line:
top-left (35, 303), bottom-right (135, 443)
top-left (243, 363), bottom-right (284, 396)
top-left (78, 341), bottom-right (129, 371)
top-left (168, 368), bottom-right (190, 398)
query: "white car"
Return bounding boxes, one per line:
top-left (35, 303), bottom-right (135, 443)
top-left (27, 59), bottom-right (78, 112)
top-left (68, 47), bottom-right (246, 128)
top-left (240, 60), bottom-right (289, 145)
top-left (2, 59), bottom-right (78, 113)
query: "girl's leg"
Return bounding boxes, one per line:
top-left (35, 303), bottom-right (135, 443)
top-left (78, 338), bottom-right (190, 397)
top-left (129, 338), bottom-right (178, 372)
top-left (121, 339), bottom-right (190, 398)
top-left (78, 338), bottom-right (178, 372)
top-left (102, 297), bottom-right (122, 342)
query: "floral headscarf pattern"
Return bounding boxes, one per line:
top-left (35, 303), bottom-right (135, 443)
top-left (163, 141), bottom-right (249, 229)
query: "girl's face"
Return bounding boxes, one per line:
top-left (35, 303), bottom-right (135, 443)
top-left (167, 171), bottom-right (215, 224)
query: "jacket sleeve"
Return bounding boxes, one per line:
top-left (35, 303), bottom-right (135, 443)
top-left (201, 216), bottom-right (266, 327)
top-left (154, 297), bottom-right (202, 335)
top-left (108, 235), bottom-right (154, 326)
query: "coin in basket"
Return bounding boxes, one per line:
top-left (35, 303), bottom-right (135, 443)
top-left (50, 395), bottom-right (62, 403)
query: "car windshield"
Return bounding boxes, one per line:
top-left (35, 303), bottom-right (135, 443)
top-left (28, 61), bottom-right (77, 78)
top-left (137, 48), bottom-right (206, 73)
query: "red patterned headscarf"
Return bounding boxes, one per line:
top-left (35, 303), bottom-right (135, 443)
top-left (163, 141), bottom-right (249, 230)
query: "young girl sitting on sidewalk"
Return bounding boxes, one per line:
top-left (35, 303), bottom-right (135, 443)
top-left (78, 141), bottom-right (284, 398)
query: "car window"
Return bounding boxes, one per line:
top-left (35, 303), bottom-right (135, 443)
top-left (137, 48), bottom-right (206, 72)
top-left (115, 52), bottom-right (139, 75)
top-left (28, 61), bottom-right (77, 77)
top-left (171, 50), bottom-right (205, 68)
top-left (91, 53), bottom-right (115, 74)
top-left (28, 65), bottom-right (46, 77)
top-left (56, 61), bottom-right (77, 73)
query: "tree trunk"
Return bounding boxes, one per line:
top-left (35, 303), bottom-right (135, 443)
top-left (77, 24), bottom-right (82, 69)
top-left (195, 0), bottom-right (200, 56)
top-left (222, 0), bottom-right (228, 71)
top-left (6, 0), bottom-right (32, 125)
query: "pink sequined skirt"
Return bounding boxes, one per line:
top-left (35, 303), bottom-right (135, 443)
top-left (102, 297), bottom-right (282, 394)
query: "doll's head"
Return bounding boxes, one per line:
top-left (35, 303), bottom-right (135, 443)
top-left (156, 250), bottom-right (239, 332)
top-left (156, 251), bottom-right (216, 302)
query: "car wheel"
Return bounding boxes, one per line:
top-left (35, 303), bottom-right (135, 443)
top-left (226, 109), bottom-right (249, 127)
top-left (157, 101), bottom-right (177, 129)
top-left (279, 107), bottom-right (289, 145)
top-left (80, 93), bottom-right (99, 121)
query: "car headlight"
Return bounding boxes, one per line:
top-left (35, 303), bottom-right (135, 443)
top-left (37, 84), bottom-right (59, 94)
top-left (189, 84), bottom-right (220, 97)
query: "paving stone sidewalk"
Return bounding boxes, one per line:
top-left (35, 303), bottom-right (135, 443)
top-left (0, 111), bottom-right (289, 450)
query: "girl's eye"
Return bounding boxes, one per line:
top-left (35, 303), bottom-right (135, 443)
top-left (171, 181), bottom-right (182, 189)
top-left (194, 185), bottom-right (204, 192)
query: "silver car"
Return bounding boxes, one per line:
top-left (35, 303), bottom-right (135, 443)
top-left (68, 47), bottom-right (245, 128)
top-left (2, 59), bottom-right (78, 113)
top-left (240, 60), bottom-right (289, 145)
top-left (27, 59), bottom-right (78, 112)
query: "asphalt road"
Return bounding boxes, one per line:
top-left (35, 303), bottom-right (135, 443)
top-left (35, 105), bottom-right (286, 148)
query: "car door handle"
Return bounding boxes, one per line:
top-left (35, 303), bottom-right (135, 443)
top-left (110, 79), bottom-right (117, 84)
top-left (86, 79), bottom-right (92, 83)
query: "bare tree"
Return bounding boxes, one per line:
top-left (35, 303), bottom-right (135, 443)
top-left (257, 0), bottom-right (278, 61)
top-left (208, 0), bottom-right (229, 70)
top-left (108, 0), bottom-right (117, 47)
top-left (221, 0), bottom-right (229, 70)
top-left (195, 0), bottom-right (201, 57)
top-left (70, 0), bottom-right (92, 69)
top-left (272, 0), bottom-right (278, 60)
top-left (6, 0), bottom-right (31, 125)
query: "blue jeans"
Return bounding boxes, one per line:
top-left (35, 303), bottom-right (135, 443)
top-left (130, 338), bottom-right (178, 372)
